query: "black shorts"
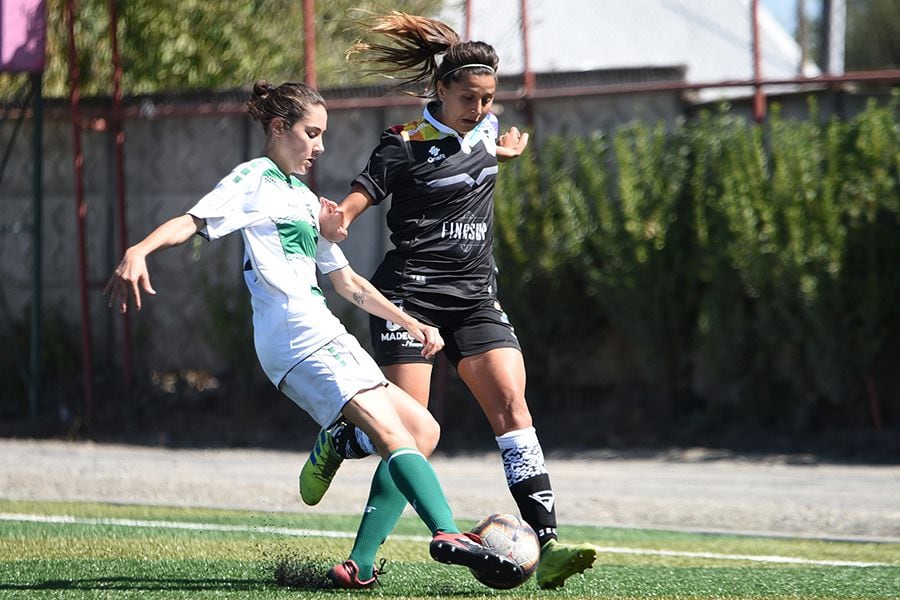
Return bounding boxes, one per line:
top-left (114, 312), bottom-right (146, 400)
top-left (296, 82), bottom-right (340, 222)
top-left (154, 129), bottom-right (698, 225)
top-left (369, 297), bottom-right (521, 367)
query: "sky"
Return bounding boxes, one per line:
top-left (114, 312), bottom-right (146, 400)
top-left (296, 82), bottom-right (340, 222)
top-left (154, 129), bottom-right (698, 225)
top-left (762, 0), bottom-right (822, 36)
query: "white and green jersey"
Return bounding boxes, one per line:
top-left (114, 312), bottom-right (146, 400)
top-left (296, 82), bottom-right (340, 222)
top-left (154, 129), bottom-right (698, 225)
top-left (188, 157), bottom-right (349, 385)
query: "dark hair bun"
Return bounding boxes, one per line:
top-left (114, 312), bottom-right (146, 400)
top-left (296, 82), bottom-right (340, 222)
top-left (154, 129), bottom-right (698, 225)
top-left (252, 80), bottom-right (273, 99)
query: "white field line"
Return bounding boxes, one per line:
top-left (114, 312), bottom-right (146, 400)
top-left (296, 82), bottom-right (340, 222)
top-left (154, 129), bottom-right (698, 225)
top-left (1, 512), bottom-right (895, 569)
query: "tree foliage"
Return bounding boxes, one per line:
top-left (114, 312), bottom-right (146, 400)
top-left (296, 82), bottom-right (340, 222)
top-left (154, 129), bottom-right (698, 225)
top-left (805, 0), bottom-right (900, 71)
top-left (1, 0), bottom-right (445, 99)
top-left (495, 97), bottom-right (900, 435)
top-left (845, 0), bottom-right (900, 70)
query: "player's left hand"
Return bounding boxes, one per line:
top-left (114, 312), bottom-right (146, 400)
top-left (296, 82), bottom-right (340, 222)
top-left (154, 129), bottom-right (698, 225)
top-left (497, 126), bottom-right (530, 161)
top-left (319, 197), bottom-right (348, 242)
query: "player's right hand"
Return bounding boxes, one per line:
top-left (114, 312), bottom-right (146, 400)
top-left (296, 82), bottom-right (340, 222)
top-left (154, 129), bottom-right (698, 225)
top-left (407, 322), bottom-right (444, 359)
top-left (103, 249), bottom-right (156, 313)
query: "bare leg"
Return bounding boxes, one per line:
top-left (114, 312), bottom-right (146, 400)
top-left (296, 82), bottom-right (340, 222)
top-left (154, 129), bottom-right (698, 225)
top-left (383, 362), bottom-right (433, 407)
top-left (457, 347), bottom-right (532, 435)
top-left (457, 346), bottom-right (597, 588)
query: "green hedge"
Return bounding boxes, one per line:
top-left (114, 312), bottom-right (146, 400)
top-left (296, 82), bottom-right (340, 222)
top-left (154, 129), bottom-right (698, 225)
top-left (494, 97), bottom-right (900, 434)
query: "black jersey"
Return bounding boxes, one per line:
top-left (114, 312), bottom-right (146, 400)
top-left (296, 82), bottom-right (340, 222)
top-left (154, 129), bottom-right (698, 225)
top-left (353, 102), bottom-right (501, 310)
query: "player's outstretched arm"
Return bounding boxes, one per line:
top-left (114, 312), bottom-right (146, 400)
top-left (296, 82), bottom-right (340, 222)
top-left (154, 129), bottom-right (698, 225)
top-left (327, 265), bottom-right (444, 358)
top-left (104, 214), bottom-right (203, 313)
top-left (335, 186), bottom-right (375, 239)
top-left (319, 189), bottom-right (372, 243)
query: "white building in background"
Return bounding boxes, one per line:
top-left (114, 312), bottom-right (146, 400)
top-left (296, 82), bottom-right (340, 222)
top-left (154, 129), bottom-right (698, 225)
top-left (441, 0), bottom-right (820, 101)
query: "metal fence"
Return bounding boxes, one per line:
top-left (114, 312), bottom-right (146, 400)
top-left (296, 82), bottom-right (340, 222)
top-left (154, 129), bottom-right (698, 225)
top-left (2, 0), bottom-right (898, 433)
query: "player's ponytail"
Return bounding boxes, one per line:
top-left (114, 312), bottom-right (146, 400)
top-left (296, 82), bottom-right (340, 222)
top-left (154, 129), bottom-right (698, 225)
top-left (348, 11), bottom-right (499, 98)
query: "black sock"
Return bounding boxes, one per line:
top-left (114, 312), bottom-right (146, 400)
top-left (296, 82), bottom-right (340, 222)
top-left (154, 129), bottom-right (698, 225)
top-left (496, 427), bottom-right (558, 547)
top-left (332, 422), bottom-right (373, 459)
top-left (510, 473), bottom-right (558, 546)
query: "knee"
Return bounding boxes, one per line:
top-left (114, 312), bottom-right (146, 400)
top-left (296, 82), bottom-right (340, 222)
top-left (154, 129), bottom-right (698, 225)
top-left (415, 415), bottom-right (441, 457)
top-left (489, 395), bottom-right (533, 434)
top-left (372, 428), bottom-right (417, 458)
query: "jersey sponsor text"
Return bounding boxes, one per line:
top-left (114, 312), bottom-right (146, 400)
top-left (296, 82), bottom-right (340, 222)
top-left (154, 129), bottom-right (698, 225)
top-left (380, 330), bottom-right (423, 348)
top-left (441, 221), bottom-right (488, 241)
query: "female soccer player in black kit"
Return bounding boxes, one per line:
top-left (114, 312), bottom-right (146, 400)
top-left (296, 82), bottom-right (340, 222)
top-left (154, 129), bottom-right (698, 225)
top-left (300, 12), bottom-right (598, 589)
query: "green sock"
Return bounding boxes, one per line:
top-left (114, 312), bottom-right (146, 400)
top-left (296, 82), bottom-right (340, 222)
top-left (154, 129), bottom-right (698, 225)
top-left (386, 448), bottom-right (459, 535)
top-left (348, 460), bottom-right (407, 579)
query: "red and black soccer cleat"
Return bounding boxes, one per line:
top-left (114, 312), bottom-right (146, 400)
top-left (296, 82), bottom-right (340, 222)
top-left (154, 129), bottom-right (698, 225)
top-left (429, 531), bottom-right (524, 588)
top-left (327, 559), bottom-right (380, 589)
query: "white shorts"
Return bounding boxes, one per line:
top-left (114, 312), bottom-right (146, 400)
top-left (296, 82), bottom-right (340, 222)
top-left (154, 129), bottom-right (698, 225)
top-left (279, 333), bottom-right (388, 428)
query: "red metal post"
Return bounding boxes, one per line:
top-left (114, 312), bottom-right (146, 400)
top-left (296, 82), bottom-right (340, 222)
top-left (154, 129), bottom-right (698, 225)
top-left (751, 0), bottom-right (767, 122)
top-left (520, 0), bottom-right (535, 95)
top-left (464, 0), bottom-right (472, 41)
top-left (109, 0), bottom-right (132, 391)
top-left (303, 0), bottom-right (316, 89)
top-left (519, 0), bottom-right (535, 126)
top-left (303, 0), bottom-right (317, 188)
top-left (65, 0), bottom-right (94, 426)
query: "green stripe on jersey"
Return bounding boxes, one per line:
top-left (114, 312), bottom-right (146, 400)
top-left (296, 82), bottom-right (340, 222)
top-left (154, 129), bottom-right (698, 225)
top-left (276, 220), bottom-right (317, 259)
top-left (262, 167), bottom-right (288, 185)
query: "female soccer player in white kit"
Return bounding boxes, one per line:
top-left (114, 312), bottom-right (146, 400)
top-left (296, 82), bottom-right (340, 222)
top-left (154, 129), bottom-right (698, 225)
top-left (104, 79), bottom-right (522, 590)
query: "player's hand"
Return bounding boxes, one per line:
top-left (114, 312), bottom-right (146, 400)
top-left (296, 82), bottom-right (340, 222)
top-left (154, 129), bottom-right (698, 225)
top-left (497, 126), bottom-right (530, 161)
top-left (406, 322), bottom-right (444, 358)
top-left (319, 197), bottom-right (348, 242)
top-left (103, 248), bottom-right (155, 313)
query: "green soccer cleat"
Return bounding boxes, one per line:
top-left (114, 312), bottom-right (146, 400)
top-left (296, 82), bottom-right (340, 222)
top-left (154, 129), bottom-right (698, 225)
top-left (298, 423), bottom-right (345, 506)
top-left (535, 539), bottom-right (598, 589)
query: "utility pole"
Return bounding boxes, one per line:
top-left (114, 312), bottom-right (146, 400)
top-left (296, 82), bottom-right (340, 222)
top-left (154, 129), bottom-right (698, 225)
top-left (821, 0), bottom-right (847, 118)
top-left (822, 0), bottom-right (847, 75)
top-left (796, 0), bottom-right (807, 74)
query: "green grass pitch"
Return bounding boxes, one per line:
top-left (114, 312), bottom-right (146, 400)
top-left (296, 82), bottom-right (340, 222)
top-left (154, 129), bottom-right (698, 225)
top-left (1, 499), bottom-right (898, 599)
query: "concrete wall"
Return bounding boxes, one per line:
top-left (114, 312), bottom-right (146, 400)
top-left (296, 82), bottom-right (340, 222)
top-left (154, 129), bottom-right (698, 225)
top-left (1, 88), bottom-right (688, 384)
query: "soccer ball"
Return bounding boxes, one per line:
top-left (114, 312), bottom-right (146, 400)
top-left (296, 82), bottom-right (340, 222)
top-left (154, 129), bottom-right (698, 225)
top-left (469, 513), bottom-right (541, 589)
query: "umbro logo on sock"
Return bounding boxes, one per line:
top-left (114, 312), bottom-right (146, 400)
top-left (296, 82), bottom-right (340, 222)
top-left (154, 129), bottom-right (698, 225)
top-left (529, 490), bottom-right (555, 513)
